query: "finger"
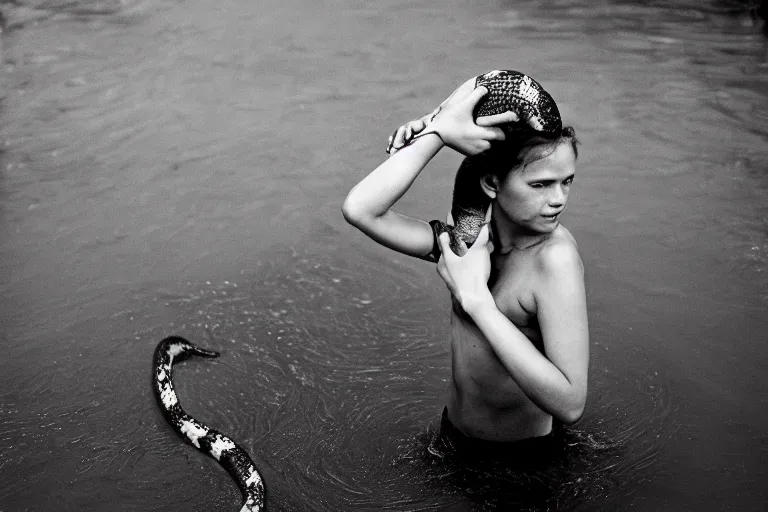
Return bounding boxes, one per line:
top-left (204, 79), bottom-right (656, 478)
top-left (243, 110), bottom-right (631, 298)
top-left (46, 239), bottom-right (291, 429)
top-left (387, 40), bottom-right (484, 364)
top-left (456, 238), bottom-right (468, 257)
top-left (476, 140), bottom-right (492, 153)
top-left (387, 127), bottom-right (403, 154)
top-left (404, 120), bottom-right (424, 140)
top-left (446, 77), bottom-right (477, 105)
top-left (476, 111), bottom-right (519, 126)
top-left (465, 86), bottom-right (489, 107)
top-left (446, 212), bottom-right (455, 227)
top-left (485, 204), bottom-right (494, 250)
top-left (459, 76), bottom-right (477, 94)
top-left (437, 232), bottom-right (455, 259)
top-left (436, 264), bottom-right (455, 294)
top-left (472, 224), bottom-right (490, 248)
top-left (483, 204), bottom-right (493, 224)
top-left (395, 125), bottom-right (408, 146)
top-left (386, 128), bottom-right (399, 154)
top-left (391, 125), bottom-right (408, 150)
top-left (525, 113), bottom-right (544, 132)
top-left (436, 260), bottom-right (448, 281)
top-left (476, 126), bottom-right (506, 141)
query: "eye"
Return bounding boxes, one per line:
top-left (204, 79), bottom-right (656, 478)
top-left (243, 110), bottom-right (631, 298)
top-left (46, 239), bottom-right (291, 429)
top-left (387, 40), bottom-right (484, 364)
top-left (564, 177), bottom-right (574, 186)
top-left (529, 182), bottom-right (545, 189)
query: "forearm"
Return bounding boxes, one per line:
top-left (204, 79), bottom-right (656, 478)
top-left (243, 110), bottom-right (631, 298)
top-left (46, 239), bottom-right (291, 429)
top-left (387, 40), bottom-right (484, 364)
top-left (342, 134), bottom-right (443, 223)
top-left (463, 294), bottom-right (586, 423)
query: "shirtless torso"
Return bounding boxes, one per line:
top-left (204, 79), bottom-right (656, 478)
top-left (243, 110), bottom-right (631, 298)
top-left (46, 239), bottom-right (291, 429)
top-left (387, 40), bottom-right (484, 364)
top-left (343, 81), bottom-right (588, 442)
top-left (447, 227), bottom-right (577, 441)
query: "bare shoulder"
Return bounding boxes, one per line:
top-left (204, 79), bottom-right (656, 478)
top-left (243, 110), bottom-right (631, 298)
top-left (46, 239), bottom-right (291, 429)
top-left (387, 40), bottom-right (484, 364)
top-left (533, 226), bottom-right (584, 280)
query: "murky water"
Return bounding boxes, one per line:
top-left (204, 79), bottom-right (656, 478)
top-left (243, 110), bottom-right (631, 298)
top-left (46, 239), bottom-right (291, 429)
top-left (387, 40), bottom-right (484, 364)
top-left (1, 0), bottom-right (766, 510)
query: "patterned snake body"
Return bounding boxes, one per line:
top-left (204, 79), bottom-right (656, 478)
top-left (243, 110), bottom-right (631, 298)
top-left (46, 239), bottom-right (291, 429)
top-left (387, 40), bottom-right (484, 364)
top-left (474, 69), bottom-right (562, 134)
top-left (153, 336), bottom-right (265, 512)
top-left (434, 70), bottom-right (563, 255)
top-left (150, 71), bottom-right (562, 511)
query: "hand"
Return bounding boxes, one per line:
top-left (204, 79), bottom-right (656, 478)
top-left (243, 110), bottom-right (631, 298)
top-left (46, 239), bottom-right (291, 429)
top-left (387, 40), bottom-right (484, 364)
top-left (386, 112), bottom-right (432, 155)
top-left (424, 85), bottom-right (522, 156)
top-left (436, 218), bottom-right (496, 311)
top-left (386, 76), bottom-right (519, 156)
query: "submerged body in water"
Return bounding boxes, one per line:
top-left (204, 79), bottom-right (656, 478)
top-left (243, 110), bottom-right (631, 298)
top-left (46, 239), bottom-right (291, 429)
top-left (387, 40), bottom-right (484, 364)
top-left (1, 0), bottom-right (766, 510)
top-left (418, 405), bottom-right (615, 511)
top-left (344, 75), bottom-right (589, 444)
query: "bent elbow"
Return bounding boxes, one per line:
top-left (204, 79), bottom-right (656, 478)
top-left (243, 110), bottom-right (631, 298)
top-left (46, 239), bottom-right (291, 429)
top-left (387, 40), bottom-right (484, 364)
top-left (558, 393), bottom-right (586, 424)
top-left (560, 404), bottom-right (585, 425)
top-left (342, 191), bottom-right (382, 231)
top-left (554, 381), bottom-right (587, 425)
top-left (341, 195), bottom-right (363, 227)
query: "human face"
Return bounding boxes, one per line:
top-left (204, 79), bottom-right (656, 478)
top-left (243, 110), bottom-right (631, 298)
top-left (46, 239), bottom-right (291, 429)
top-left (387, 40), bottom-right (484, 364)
top-left (493, 142), bottom-right (577, 234)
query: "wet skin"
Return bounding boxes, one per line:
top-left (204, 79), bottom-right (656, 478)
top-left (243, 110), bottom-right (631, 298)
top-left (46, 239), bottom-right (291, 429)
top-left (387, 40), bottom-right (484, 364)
top-left (446, 142), bottom-right (581, 441)
top-left (343, 85), bottom-right (587, 443)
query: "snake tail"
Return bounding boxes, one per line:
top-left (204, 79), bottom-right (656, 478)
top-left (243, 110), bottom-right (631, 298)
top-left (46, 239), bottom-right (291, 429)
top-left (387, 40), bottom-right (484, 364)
top-left (153, 336), bottom-right (266, 512)
top-left (431, 150), bottom-right (500, 254)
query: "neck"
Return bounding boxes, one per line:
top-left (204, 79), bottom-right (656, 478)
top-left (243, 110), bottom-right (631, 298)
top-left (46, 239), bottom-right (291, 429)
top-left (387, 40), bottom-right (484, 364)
top-left (492, 213), bottom-right (551, 254)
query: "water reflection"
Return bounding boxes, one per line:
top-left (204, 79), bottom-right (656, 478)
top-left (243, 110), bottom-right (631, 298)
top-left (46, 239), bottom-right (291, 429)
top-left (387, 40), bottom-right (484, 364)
top-left (1, 0), bottom-right (766, 510)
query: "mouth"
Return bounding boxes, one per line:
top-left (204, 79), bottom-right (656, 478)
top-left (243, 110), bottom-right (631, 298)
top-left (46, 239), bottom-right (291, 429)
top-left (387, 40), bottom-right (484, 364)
top-left (541, 212), bottom-right (561, 222)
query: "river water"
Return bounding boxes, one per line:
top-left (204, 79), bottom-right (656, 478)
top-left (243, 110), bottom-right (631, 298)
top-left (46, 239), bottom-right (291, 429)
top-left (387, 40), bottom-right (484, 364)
top-left (0, 0), bottom-right (766, 510)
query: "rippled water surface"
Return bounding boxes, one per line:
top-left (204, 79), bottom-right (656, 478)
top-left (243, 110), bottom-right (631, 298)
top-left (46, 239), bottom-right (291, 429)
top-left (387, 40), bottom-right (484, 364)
top-left (1, 0), bottom-right (766, 510)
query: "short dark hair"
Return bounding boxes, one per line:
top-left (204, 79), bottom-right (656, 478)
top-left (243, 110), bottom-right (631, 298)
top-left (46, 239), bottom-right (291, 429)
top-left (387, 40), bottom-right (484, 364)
top-left (467, 125), bottom-right (579, 179)
top-left (451, 126), bottom-right (579, 210)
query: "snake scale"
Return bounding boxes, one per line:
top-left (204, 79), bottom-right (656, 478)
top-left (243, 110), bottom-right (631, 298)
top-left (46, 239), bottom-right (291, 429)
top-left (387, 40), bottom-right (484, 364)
top-left (428, 70), bottom-right (563, 255)
top-left (152, 70), bottom-right (561, 512)
top-left (153, 336), bottom-right (265, 511)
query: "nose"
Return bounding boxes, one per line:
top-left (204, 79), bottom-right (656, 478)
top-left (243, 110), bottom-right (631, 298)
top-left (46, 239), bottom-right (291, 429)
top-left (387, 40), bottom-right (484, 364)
top-left (549, 184), bottom-right (567, 207)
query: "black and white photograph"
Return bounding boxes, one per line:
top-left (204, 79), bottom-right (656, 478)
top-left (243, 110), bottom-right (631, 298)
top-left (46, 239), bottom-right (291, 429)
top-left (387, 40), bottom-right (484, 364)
top-left (0, 0), bottom-right (766, 510)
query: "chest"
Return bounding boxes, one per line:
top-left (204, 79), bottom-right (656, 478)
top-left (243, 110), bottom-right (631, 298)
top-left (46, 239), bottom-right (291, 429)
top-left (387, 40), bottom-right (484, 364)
top-left (488, 251), bottom-right (538, 328)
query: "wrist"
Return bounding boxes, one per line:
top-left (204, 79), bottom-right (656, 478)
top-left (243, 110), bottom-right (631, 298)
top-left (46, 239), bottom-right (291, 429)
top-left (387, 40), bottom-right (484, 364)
top-left (411, 129), bottom-right (445, 147)
top-left (424, 118), bottom-right (459, 153)
top-left (460, 289), bottom-right (496, 317)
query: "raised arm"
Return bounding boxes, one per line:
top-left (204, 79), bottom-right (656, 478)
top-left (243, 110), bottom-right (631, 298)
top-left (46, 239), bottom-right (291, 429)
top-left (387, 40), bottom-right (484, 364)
top-left (342, 134), bottom-right (444, 259)
top-left (343, 85), bottom-right (511, 259)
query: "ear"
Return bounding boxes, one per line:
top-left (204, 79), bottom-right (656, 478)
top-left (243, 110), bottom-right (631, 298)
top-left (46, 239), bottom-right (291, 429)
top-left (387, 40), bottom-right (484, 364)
top-left (479, 174), bottom-right (499, 199)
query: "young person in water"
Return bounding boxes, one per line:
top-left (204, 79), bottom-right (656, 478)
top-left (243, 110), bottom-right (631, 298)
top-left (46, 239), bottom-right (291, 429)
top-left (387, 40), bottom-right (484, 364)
top-left (342, 77), bottom-right (589, 450)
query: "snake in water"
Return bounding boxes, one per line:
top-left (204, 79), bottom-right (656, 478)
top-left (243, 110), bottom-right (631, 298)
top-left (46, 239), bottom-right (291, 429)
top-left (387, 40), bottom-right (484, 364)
top-left (153, 336), bottom-right (265, 511)
top-left (151, 70), bottom-right (561, 512)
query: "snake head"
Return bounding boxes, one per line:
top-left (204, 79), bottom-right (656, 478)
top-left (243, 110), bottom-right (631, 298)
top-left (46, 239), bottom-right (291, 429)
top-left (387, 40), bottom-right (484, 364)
top-left (157, 336), bottom-right (221, 361)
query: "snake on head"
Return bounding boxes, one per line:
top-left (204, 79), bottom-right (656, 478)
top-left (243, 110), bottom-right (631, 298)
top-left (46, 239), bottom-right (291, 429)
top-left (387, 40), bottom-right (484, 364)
top-left (386, 70), bottom-right (563, 255)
